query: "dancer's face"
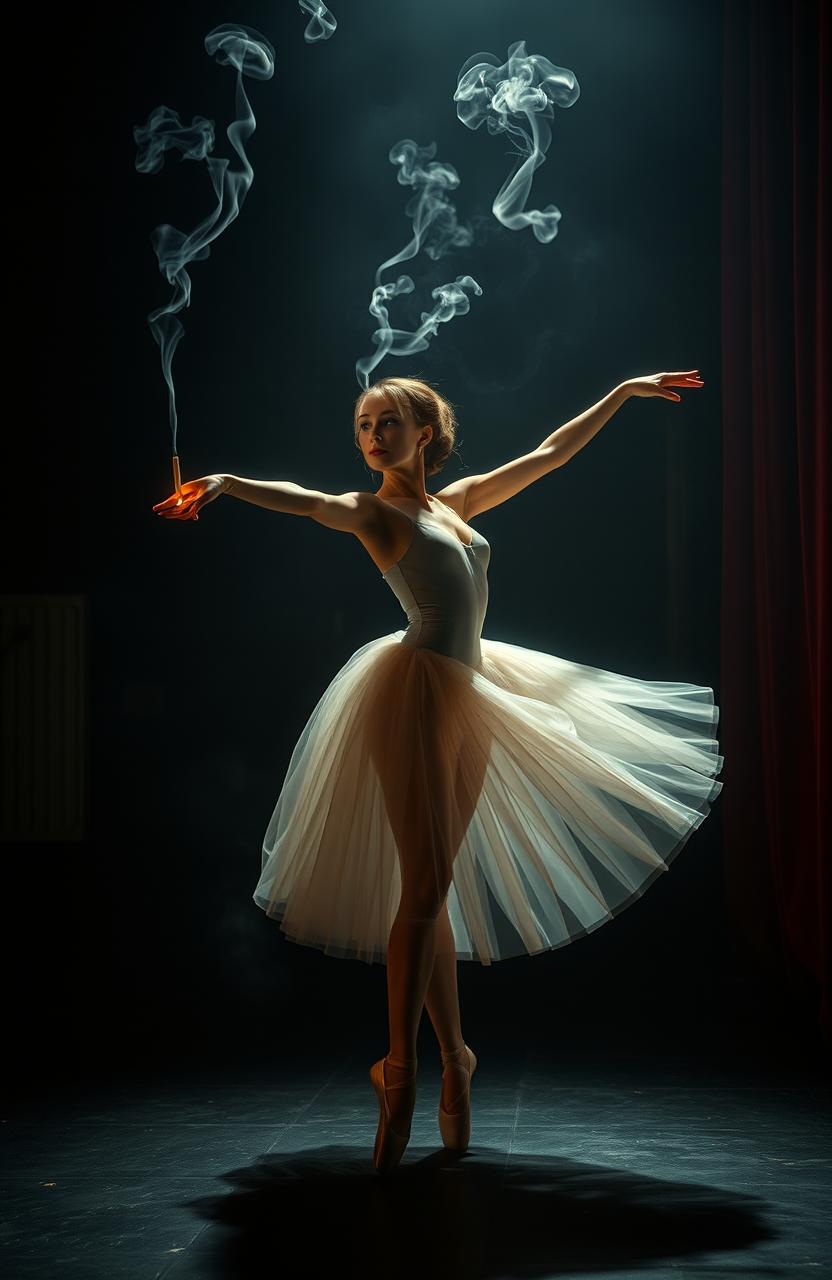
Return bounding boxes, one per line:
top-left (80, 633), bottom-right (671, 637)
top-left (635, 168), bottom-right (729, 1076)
top-left (355, 391), bottom-right (431, 475)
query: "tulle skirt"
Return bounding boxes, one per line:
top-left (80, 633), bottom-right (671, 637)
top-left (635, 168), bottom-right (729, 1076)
top-left (253, 630), bottom-right (724, 964)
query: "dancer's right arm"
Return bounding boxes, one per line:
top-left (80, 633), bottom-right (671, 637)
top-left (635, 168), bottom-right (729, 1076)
top-left (221, 477), bottom-right (376, 532)
top-left (153, 473), bottom-right (375, 533)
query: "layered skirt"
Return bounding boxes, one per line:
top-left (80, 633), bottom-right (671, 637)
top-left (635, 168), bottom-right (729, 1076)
top-left (253, 630), bottom-right (724, 964)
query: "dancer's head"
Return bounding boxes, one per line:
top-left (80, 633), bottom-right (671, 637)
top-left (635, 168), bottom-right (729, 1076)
top-left (353, 377), bottom-right (458, 482)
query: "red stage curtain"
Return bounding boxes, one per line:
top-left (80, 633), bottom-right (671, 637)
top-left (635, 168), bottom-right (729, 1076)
top-left (721, 0), bottom-right (829, 1039)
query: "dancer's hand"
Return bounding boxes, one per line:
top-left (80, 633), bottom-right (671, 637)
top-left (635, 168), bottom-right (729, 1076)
top-left (623, 371), bottom-right (704, 402)
top-left (152, 475), bottom-right (227, 521)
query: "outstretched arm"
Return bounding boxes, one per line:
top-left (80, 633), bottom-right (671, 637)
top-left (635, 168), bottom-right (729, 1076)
top-left (435, 371), bottom-right (703, 520)
top-left (220, 475), bottom-right (322, 514)
top-left (152, 474), bottom-right (378, 533)
top-left (537, 381), bottom-right (631, 463)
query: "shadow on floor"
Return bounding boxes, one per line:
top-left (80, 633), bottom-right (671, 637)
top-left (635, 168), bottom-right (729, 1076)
top-left (178, 1144), bottom-right (780, 1280)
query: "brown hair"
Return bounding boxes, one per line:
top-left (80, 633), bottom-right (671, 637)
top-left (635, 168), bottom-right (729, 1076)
top-left (353, 376), bottom-right (459, 478)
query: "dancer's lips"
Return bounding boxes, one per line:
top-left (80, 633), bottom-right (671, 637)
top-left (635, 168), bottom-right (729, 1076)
top-left (369, 449), bottom-right (387, 455)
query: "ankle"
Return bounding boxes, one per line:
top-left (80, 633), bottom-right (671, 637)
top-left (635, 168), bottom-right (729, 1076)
top-left (386, 1052), bottom-right (418, 1071)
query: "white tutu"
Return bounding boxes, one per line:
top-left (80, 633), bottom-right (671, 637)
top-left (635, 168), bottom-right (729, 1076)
top-left (253, 627), bottom-right (724, 964)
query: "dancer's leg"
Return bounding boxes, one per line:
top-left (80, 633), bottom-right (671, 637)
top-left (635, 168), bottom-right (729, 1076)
top-left (363, 649), bottom-right (487, 1133)
top-left (423, 899), bottom-right (471, 1112)
top-left (424, 899), bottom-right (464, 1054)
top-left (386, 897), bottom-right (441, 1062)
top-left (382, 892), bottom-right (444, 1130)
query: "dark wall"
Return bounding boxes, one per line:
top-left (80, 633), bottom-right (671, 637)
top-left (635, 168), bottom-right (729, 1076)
top-left (13, 0), bottom-right (780, 1084)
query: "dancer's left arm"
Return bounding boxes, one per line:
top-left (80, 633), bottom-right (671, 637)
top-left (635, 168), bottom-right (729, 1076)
top-left (436, 370), bottom-right (703, 521)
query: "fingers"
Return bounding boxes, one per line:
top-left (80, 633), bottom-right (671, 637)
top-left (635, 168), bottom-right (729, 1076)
top-left (152, 494), bottom-right (181, 512)
top-left (153, 481), bottom-right (203, 517)
top-left (155, 498), bottom-right (200, 519)
top-left (630, 372), bottom-right (703, 402)
top-left (152, 491), bottom-right (190, 512)
top-left (152, 479), bottom-right (203, 512)
top-left (659, 373), bottom-right (704, 393)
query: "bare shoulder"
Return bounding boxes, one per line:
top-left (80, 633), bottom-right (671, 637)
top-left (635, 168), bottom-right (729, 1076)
top-left (307, 489), bottom-right (384, 535)
top-left (430, 481), bottom-right (469, 520)
top-left (306, 489), bottom-right (412, 571)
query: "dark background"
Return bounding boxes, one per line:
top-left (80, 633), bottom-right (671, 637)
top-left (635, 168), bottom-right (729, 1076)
top-left (11, 0), bottom-right (818, 1089)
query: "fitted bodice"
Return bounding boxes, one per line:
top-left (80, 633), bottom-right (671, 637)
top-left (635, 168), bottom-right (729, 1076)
top-left (379, 504), bottom-right (490, 669)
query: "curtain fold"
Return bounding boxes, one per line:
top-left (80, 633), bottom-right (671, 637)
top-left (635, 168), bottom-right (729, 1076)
top-left (721, 0), bottom-right (829, 1038)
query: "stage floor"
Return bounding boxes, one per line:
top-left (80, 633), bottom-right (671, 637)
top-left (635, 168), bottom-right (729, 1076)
top-left (4, 1046), bottom-right (830, 1279)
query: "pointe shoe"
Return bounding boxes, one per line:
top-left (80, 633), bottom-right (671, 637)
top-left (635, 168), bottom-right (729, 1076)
top-left (369, 1052), bottom-right (418, 1174)
top-left (438, 1043), bottom-right (477, 1151)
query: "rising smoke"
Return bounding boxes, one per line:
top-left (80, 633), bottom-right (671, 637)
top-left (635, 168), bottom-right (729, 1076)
top-left (355, 139), bottom-right (482, 389)
top-left (134, 24), bottom-right (275, 456)
top-left (454, 39), bottom-right (580, 243)
top-left (298, 0), bottom-right (337, 43)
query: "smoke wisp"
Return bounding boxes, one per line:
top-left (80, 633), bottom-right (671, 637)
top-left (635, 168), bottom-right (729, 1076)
top-left (134, 24), bottom-right (275, 454)
top-left (454, 39), bottom-right (580, 244)
top-left (298, 0), bottom-right (337, 43)
top-left (355, 139), bottom-right (482, 388)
